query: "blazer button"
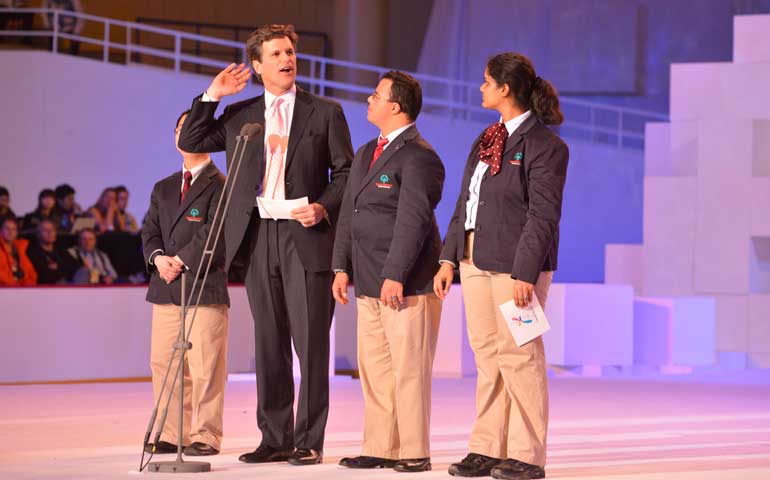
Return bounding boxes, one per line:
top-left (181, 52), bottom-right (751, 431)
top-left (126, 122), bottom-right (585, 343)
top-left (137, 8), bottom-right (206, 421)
top-left (476, 224), bottom-right (482, 232)
top-left (479, 200), bottom-right (486, 206)
top-left (354, 209), bottom-right (359, 213)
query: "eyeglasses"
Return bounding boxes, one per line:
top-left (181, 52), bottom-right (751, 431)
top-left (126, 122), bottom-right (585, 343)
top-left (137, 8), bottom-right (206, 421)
top-left (370, 91), bottom-right (395, 103)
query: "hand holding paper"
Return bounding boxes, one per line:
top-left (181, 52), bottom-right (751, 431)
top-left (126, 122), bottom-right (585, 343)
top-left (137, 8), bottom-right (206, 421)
top-left (499, 292), bottom-right (550, 347)
top-left (257, 196), bottom-right (309, 220)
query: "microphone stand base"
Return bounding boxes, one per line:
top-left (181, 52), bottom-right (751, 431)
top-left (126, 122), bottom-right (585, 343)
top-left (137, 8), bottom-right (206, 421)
top-left (148, 460), bottom-right (211, 473)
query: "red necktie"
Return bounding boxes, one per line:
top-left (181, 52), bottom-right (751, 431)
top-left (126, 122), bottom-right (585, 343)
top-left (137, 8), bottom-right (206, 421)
top-left (180, 170), bottom-right (193, 204)
top-left (368, 136), bottom-right (389, 170)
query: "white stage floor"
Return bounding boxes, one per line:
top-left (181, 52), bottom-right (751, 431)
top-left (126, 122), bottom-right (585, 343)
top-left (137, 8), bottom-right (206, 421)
top-left (1, 376), bottom-right (769, 479)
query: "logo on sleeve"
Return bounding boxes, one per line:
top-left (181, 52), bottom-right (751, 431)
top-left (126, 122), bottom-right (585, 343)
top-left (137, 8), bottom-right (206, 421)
top-left (375, 174), bottom-right (393, 189)
top-left (186, 208), bottom-right (203, 222)
top-left (509, 152), bottom-right (523, 166)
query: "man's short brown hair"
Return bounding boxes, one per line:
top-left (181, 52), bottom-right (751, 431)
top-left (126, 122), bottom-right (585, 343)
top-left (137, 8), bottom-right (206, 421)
top-left (246, 24), bottom-right (299, 63)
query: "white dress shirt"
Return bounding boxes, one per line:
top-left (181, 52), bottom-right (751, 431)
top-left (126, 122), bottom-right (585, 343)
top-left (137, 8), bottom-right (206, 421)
top-left (379, 122), bottom-right (415, 151)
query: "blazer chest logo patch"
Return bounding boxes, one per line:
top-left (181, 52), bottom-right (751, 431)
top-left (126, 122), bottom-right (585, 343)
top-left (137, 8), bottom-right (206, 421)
top-left (376, 174), bottom-right (393, 189)
top-left (508, 152), bottom-right (523, 166)
top-left (186, 208), bottom-right (202, 222)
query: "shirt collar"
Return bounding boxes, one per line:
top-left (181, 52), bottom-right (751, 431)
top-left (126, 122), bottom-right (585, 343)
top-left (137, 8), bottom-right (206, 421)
top-left (264, 84), bottom-right (297, 110)
top-left (380, 122), bottom-right (415, 148)
top-left (182, 158), bottom-right (211, 184)
top-left (502, 110), bottom-right (532, 137)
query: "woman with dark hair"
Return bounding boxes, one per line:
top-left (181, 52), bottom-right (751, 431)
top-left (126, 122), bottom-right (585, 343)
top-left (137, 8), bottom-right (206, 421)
top-left (22, 188), bottom-right (58, 234)
top-left (434, 52), bottom-right (568, 480)
top-left (87, 187), bottom-right (120, 233)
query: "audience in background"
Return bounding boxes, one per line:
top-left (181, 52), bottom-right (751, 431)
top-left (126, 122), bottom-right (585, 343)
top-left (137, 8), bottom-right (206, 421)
top-left (2, 182), bottom-right (146, 285)
top-left (114, 185), bottom-right (139, 233)
top-left (0, 217), bottom-right (37, 286)
top-left (68, 228), bottom-right (117, 284)
top-left (0, 186), bottom-right (16, 223)
top-left (27, 219), bottom-right (77, 284)
top-left (53, 183), bottom-right (81, 233)
top-left (22, 188), bottom-right (58, 235)
top-left (87, 187), bottom-right (119, 233)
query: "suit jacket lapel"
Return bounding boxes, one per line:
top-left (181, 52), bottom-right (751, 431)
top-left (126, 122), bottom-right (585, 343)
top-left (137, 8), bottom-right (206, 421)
top-left (357, 126), bottom-right (418, 198)
top-left (284, 88), bottom-right (314, 173)
top-left (503, 114), bottom-right (538, 157)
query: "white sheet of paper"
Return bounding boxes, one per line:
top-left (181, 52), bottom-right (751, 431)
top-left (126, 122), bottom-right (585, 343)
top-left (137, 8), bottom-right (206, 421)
top-left (257, 196), bottom-right (309, 220)
top-left (499, 292), bottom-right (551, 347)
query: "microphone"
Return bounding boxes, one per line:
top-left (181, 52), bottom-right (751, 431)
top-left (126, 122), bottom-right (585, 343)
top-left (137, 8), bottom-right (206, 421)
top-left (238, 122), bottom-right (263, 138)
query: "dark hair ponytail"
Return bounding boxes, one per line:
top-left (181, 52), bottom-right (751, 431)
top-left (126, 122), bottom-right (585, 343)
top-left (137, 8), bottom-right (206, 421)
top-left (486, 52), bottom-right (564, 125)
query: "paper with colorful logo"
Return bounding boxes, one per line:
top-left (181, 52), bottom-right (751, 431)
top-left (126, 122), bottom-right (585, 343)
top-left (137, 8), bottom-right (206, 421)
top-left (257, 196), bottom-right (309, 220)
top-left (499, 292), bottom-right (550, 347)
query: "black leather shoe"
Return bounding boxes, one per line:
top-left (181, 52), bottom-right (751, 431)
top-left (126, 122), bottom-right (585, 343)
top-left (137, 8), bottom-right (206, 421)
top-left (184, 442), bottom-right (220, 456)
top-left (288, 448), bottom-right (323, 465)
top-left (339, 456), bottom-right (398, 469)
top-left (238, 444), bottom-right (293, 463)
top-left (491, 459), bottom-right (545, 479)
top-left (449, 453), bottom-right (502, 477)
top-left (144, 441), bottom-right (183, 454)
top-left (393, 457), bottom-right (431, 472)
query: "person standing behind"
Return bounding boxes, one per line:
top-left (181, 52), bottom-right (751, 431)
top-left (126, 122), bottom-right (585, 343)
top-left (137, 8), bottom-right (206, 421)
top-left (434, 52), bottom-right (568, 480)
top-left (179, 24), bottom-right (353, 466)
top-left (0, 217), bottom-right (37, 286)
top-left (332, 71), bottom-right (444, 473)
top-left (26, 219), bottom-right (77, 284)
top-left (141, 110), bottom-right (230, 457)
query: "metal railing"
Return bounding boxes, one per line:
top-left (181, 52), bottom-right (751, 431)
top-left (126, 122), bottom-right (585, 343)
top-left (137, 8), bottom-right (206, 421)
top-left (0, 7), bottom-right (669, 150)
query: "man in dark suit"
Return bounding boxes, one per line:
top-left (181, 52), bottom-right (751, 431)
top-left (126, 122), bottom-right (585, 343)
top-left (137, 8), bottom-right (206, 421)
top-left (178, 24), bottom-right (353, 465)
top-left (332, 71), bottom-right (445, 473)
top-left (142, 110), bottom-right (230, 457)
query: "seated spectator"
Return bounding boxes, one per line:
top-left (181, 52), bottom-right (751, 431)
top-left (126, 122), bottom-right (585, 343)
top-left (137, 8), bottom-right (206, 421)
top-left (27, 219), bottom-right (78, 284)
top-left (22, 188), bottom-right (58, 235)
top-left (68, 228), bottom-right (117, 284)
top-left (114, 185), bottom-right (139, 233)
top-left (0, 217), bottom-right (37, 286)
top-left (53, 183), bottom-right (82, 232)
top-left (0, 186), bottom-right (16, 223)
top-left (87, 187), bottom-right (119, 233)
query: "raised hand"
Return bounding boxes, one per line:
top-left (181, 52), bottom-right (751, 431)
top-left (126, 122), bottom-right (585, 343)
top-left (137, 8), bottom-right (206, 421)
top-left (206, 63), bottom-right (252, 101)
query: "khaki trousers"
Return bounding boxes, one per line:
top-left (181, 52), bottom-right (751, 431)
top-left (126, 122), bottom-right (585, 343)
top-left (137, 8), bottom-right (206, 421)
top-left (459, 232), bottom-right (553, 466)
top-left (356, 293), bottom-right (442, 459)
top-left (150, 303), bottom-right (228, 450)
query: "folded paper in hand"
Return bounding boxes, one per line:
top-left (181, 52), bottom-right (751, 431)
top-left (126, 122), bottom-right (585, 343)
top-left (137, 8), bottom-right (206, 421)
top-left (498, 292), bottom-right (550, 347)
top-left (257, 196), bottom-right (309, 220)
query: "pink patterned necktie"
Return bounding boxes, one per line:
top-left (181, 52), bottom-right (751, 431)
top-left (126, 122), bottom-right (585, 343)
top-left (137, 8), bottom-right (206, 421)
top-left (263, 97), bottom-right (289, 199)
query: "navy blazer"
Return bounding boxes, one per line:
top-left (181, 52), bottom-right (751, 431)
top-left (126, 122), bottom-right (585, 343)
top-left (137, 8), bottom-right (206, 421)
top-left (178, 88), bottom-right (354, 273)
top-left (440, 115), bottom-right (569, 284)
top-left (142, 162), bottom-right (229, 306)
top-left (332, 126), bottom-right (445, 298)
